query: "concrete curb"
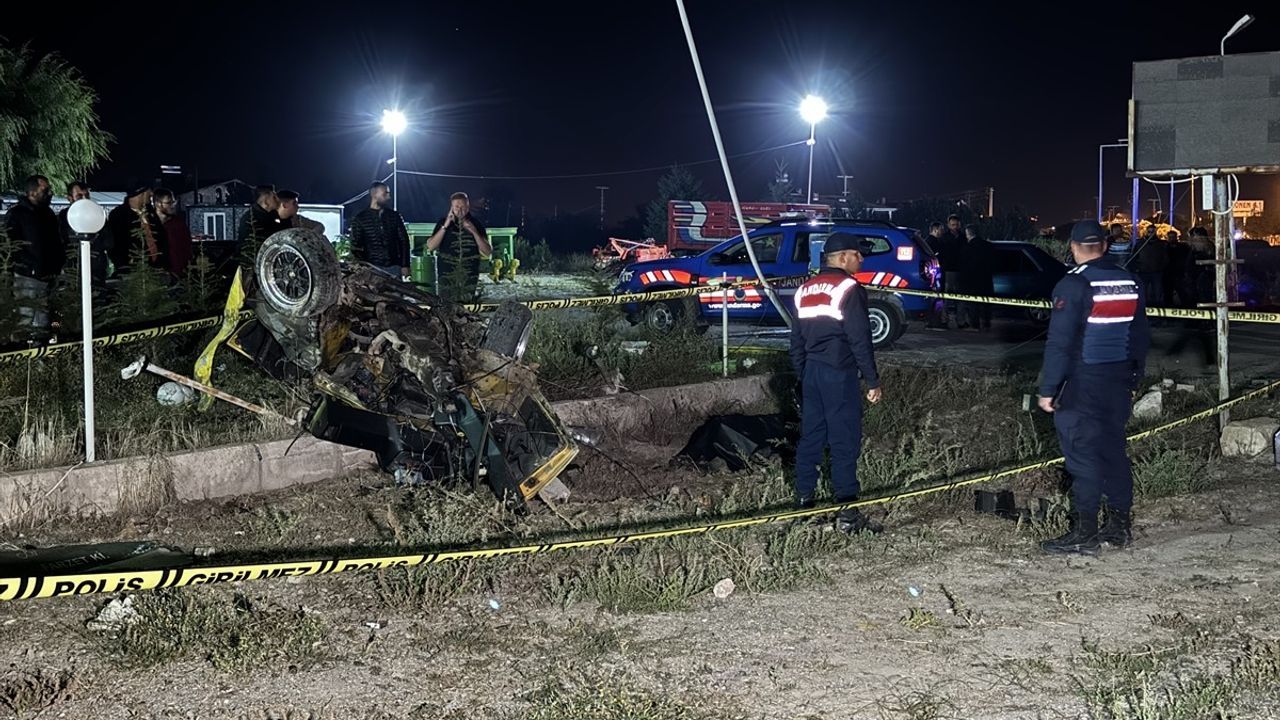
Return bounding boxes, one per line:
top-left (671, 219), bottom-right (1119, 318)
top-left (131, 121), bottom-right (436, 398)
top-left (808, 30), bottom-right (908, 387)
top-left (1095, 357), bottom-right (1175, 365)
top-left (1, 374), bottom-right (782, 527)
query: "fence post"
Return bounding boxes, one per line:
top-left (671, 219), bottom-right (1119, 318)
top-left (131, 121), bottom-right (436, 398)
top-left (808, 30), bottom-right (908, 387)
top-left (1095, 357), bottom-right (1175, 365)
top-left (722, 272), bottom-right (729, 378)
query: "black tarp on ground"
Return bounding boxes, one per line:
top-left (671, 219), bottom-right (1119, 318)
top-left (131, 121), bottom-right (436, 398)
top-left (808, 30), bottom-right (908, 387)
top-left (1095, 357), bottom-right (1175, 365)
top-left (676, 414), bottom-right (793, 472)
top-left (0, 541), bottom-right (192, 576)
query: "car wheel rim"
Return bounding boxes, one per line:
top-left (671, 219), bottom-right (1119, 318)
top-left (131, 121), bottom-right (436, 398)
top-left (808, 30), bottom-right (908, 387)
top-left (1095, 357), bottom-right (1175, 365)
top-left (649, 305), bottom-right (673, 331)
top-left (868, 308), bottom-right (890, 344)
top-left (263, 245), bottom-right (312, 311)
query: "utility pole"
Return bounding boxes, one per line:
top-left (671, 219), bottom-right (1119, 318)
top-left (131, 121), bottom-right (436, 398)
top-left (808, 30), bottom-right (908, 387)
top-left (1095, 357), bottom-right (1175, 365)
top-left (837, 174), bottom-right (854, 198)
top-left (595, 185), bottom-right (609, 229)
top-left (987, 187), bottom-right (994, 218)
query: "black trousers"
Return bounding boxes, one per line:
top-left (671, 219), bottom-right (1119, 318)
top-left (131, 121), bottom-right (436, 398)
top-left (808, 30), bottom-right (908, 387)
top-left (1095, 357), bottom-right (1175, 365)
top-left (1053, 365), bottom-right (1135, 516)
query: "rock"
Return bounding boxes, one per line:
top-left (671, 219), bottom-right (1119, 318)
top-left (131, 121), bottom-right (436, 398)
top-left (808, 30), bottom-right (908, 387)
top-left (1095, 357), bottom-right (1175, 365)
top-left (87, 596), bottom-right (138, 632)
top-left (712, 578), bottom-right (736, 600)
top-left (1132, 391), bottom-right (1163, 420)
top-left (537, 477), bottom-right (572, 504)
top-left (1220, 417), bottom-right (1280, 461)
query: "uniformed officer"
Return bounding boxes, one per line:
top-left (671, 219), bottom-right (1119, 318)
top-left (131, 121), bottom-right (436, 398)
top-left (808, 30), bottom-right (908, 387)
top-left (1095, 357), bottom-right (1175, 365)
top-left (1037, 220), bottom-right (1151, 554)
top-left (789, 232), bottom-right (883, 534)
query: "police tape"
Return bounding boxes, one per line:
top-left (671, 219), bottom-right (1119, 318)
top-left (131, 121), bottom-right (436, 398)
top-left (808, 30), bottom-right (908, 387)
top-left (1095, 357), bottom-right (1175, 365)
top-left (0, 276), bottom-right (809, 366)
top-left (0, 312), bottom-right (256, 368)
top-left (3, 377), bottom-right (1276, 603)
top-left (461, 274), bottom-right (811, 312)
top-left (883, 287), bottom-right (1280, 324)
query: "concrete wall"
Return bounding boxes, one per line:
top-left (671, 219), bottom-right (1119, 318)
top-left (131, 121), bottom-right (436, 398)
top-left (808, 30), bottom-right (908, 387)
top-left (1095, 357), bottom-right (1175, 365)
top-left (0, 375), bottom-right (782, 527)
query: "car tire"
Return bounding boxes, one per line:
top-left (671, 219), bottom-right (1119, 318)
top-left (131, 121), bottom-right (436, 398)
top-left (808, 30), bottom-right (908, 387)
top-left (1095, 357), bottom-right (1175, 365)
top-left (641, 298), bottom-right (710, 335)
top-left (867, 298), bottom-right (904, 349)
top-left (483, 301), bottom-right (534, 360)
top-left (256, 228), bottom-right (340, 318)
top-left (1027, 307), bottom-right (1052, 325)
top-left (644, 298), bottom-right (704, 334)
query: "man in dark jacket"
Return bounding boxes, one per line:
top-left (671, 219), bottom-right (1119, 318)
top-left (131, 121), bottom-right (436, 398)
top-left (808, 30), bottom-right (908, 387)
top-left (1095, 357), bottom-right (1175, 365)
top-left (940, 214), bottom-right (966, 325)
top-left (348, 181), bottom-right (411, 278)
top-left (56, 180), bottom-right (111, 288)
top-left (1163, 229), bottom-right (1191, 307)
top-left (235, 185), bottom-right (283, 267)
top-left (790, 232), bottom-right (883, 534)
top-left (4, 175), bottom-right (60, 338)
top-left (427, 191), bottom-right (491, 301)
top-left (1130, 224), bottom-right (1168, 308)
top-left (105, 185), bottom-right (163, 275)
top-left (958, 225), bottom-right (995, 330)
top-left (1037, 220), bottom-right (1150, 554)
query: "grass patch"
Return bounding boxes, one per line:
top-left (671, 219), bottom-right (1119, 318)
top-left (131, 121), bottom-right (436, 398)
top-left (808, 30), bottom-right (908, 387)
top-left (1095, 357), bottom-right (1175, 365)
top-left (1074, 631), bottom-right (1280, 720)
top-left (1132, 439), bottom-right (1212, 499)
top-left (515, 675), bottom-right (717, 720)
top-left (95, 588), bottom-right (326, 672)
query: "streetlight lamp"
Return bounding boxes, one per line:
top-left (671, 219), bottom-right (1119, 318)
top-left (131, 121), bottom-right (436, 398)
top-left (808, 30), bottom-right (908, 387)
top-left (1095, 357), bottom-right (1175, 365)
top-left (67, 198), bottom-right (106, 463)
top-left (1221, 14), bottom-right (1254, 55)
top-left (799, 94), bottom-right (828, 204)
top-left (381, 109), bottom-right (408, 211)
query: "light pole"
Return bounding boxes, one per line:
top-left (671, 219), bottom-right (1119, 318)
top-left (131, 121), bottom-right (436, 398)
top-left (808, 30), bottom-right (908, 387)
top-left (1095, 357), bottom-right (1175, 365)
top-left (799, 95), bottom-right (828, 204)
top-left (1097, 138), bottom-right (1128, 222)
top-left (67, 199), bottom-right (106, 463)
top-left (381, 109), bottom-right (407, 211)
top-left (1220, 14), bottom-right (1254, 55)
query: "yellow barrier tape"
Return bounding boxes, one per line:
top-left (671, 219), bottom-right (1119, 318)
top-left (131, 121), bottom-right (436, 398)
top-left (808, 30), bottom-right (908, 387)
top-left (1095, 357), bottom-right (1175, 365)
top-left (885, 287), bottom-right (1280, 324)
top-left (0, 312), bottom-right (255, 367)
top-left (3, 378), bottom-right (1275, 602)
top-left (0, 275), bottom-right (811, 366)
top-left (461, 274), bottom-right (810, 312)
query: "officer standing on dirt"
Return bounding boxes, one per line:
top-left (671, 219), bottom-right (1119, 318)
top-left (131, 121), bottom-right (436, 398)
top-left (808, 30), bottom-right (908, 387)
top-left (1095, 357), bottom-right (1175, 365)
top-left (789, 232), bottom-right (882, 534)
top-left (1037, 220), bottom-right (1150, 554)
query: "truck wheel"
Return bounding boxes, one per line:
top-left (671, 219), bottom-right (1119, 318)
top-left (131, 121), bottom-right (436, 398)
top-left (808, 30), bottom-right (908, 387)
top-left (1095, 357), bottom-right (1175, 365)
top-left (867, 298), bottom-right (904, 349)
top-left (256, 228), bottom-right (340, 318)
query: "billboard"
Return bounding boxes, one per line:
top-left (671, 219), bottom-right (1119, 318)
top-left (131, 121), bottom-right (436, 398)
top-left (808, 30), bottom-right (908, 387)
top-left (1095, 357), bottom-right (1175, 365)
top-left (1130, 51), bottom-right (1280, 176)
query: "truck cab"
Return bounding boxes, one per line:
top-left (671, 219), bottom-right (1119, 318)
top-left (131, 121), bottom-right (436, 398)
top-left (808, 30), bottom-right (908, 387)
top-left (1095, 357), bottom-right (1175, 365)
top-left (616, 219), bottom-right (939, 347)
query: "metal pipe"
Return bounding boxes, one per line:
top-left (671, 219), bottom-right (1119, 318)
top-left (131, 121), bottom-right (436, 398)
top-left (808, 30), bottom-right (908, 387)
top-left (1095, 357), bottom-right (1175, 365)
top-left (121, 356), bottom-right (296, 425)
top-left (806, 122), bottom-right (816, 203)
top-left (392, 135), bottom-right (398, 212)
top-left (79, 236), bottom-right (95, 463)
top-left (675, 0), bottom-right (792, 327)
top-left (722, 272), bottom-right (729, 378)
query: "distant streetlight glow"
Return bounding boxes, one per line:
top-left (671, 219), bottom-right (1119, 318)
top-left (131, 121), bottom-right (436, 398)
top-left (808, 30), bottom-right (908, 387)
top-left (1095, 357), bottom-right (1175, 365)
top-left (798, 94), bottom-right (828, 203)
top-left (381, 109), bottom-right (408, 210)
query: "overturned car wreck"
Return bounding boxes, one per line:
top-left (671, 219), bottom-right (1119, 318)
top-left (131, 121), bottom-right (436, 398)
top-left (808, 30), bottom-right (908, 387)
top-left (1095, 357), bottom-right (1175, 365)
top-left (223, 228), bottom-right (577, 504)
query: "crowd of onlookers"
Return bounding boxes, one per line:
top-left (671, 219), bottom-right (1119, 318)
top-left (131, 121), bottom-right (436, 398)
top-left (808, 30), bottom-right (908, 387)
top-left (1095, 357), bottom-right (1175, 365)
top-left (2, 174), bottom-right (325, 340)
top-left (921, 213), bottom-right (1226, 331)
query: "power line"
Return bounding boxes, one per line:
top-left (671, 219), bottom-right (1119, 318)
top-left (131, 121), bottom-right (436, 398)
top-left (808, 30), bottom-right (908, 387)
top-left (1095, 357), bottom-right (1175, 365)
top-left (392, 140), bottom-right (807, 182)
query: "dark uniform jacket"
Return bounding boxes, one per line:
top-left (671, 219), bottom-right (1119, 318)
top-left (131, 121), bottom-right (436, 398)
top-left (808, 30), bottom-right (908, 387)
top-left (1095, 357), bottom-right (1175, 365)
top-left (1039, 256), bottom-right (1150, 397)
top-left (348, 207), bottom-right (411, 267)
top-left (4, 197), bottom-right (62, 279)
top-left (788, 267), bottom-right (880, 388)
top-left (236, 204), bottom-right (285, 254)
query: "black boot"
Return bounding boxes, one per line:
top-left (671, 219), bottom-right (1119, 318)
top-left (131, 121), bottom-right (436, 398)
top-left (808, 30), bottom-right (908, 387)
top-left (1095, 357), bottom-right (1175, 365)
top-left (1097, 509), bottom-right (1132, 548)
top-left (836, 508), bottom-right (881, 535)
top-left (1040, 512), bottom-right (1100, 555)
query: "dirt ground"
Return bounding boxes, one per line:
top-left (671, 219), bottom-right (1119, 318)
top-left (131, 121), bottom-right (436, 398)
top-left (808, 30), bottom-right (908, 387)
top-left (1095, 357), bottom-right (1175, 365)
top-left (1, 433), bottom-right (1279, 719)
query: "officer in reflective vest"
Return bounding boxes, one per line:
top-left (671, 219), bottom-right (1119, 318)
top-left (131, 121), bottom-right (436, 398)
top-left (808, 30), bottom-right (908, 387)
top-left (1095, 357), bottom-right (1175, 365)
top-left (1038, 220), bottom-right (1151, 554)
top-left (789, 232), bottom-right (883, 534)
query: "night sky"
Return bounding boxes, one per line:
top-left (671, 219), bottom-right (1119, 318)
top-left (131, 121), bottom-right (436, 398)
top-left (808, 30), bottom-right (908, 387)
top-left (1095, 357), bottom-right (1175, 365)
top-left (9, 1), bottom-right (1278, 233)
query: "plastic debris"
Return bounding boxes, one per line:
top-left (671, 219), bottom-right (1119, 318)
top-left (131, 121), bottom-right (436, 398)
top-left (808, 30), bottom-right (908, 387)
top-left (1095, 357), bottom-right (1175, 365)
top-left (908, 586), bottom-right (922, 598)
top-left (488, 598), bottom-right (502, 611)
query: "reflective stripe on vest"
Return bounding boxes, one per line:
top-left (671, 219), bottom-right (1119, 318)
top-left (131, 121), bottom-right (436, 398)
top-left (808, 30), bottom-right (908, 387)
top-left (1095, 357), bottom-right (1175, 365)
top-left (795, 277), bottom-right (857, 321)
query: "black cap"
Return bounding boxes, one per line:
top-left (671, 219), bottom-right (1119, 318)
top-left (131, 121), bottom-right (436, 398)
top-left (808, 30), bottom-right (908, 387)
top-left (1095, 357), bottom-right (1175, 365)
top-left (1070, 220), bottom-right (1107, 244)
top-left (125, 181), bottom-right (151, 199)
top-left (823, 231), bottom-right (871, 255)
